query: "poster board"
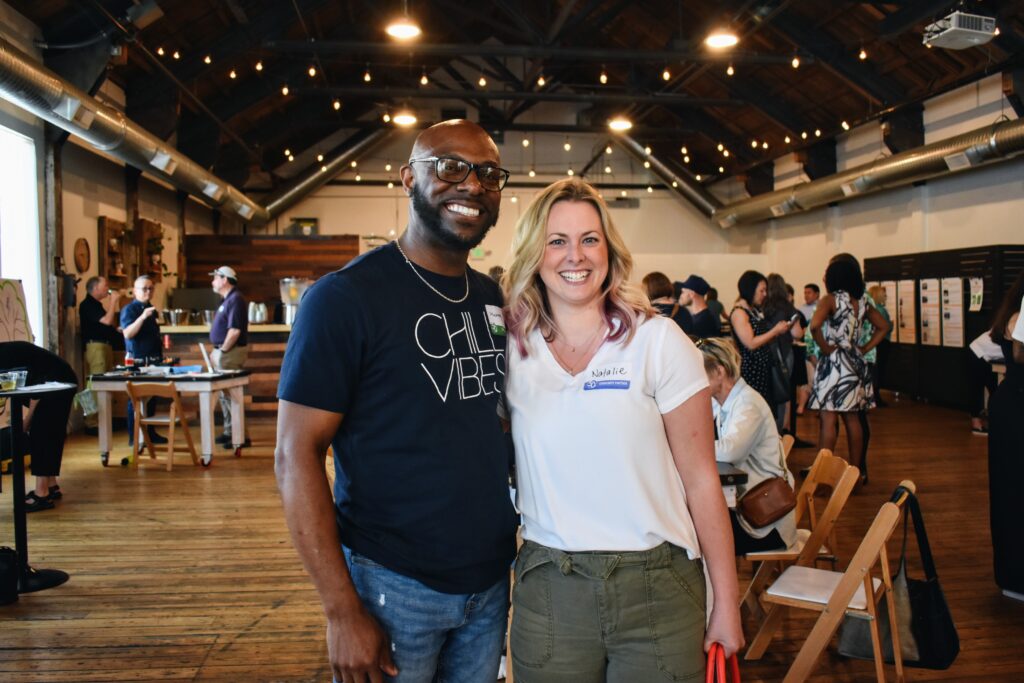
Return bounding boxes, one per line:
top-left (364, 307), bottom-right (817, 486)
top-left (941, 277), bottom-right (965, 348)
top-left (896, 280), bottom-right (917, 344)
top-left (919, 278), bottom-right (941, 346)
top-left (1, 278), bottom-right (34, 430)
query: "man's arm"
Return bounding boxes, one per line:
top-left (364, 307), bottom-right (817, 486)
top-left (275, 399), bottom-right (397, 683)
top-left (100, 292), bottom-right (121, 326)
top-left (122, 306), bottom-right (156, 340)
top-left (220, 328), bottom-right (242, 353)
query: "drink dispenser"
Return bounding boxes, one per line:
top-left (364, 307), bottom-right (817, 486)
top-left (279, 277), bottom-right (313, 326)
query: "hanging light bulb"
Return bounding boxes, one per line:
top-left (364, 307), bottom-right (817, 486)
top-left (420, 68), bottom-right (428, 85)
top-left (762, 141), bottom-right (769, 150)
top-left (333, 99), bottom-right (342, 111)
top-left (321, 165), bottom-right (327, 172)
top-left (308, 65), bottom-right (317, 78)
top-left (567, 168), bottom-right (574, 176)
top-left (606, 145), bottom-right (613, 154)
top-left (385, 163), bottom-right (392, 171)
top-left (563, 139), bottom-right (572, 152)
top-left (385, 15), bottom-right (422, 40)
top-left (478, 74), bottom-right (487, 87)
top-left (608, 117), bottom-right (632, 131)
top-left (537, 74), bottom-right (546, 87)
top-left (316, 154), bottom-right (324, 162)
top-left (683, 155), bottom-right (690, 163)
top-left (510, 196), bottom-right (518, 203)
top-left (801, 131), bottom-right (808, 139)
top-left (604, 165), bottom-right (612, 174)
top-left (387, 181), bottom-right (395, 189)
top-left (751, 139), bottom-right (758, 148)
top-left (791, 55), bottom-right (800, 69)
top-left (784, 135), bottom-right (791, 144)
top-left (643, 160), bottom-right (651, 168)
top-left (705, 29), bottom-right (739, 49)
top-left (718, 166), bottom-right (725, 173)
top-left (355, 174), bottom-right (362, 181)
top-left (662, 67), bottom-right (671, 81)
top-left (695, 174), bottom-right (702, 181)
top-left (203, 55), bottom-right (212, 65)
top-left (681, 146), bottom-right (688, 155)
top-left (644, 145), bottom-right (652, 154)
top-left (717, 143), bottom-right (724, 151)
top-left (599, 67), bottom-right (608, 84)
top-left (726, 64), bottom-right (734, 76)
top-left (284, 148), bottom-right (291, 157)
top-left (229, 69), bottom-right (237, 79)
top-left (382, 112), bottom-right (390, 122)
top-left (814, 128), bottom-right (821, 137)
top-left (528, 168), bottom-right (536, 178)
top-left (255, 60), bottom-right (263, 72)
top-left (172, 50), bottom-right (181, 60)
top-left (723, 149), bottom-right (730, 157)
top-left (281, 84), bottom-right (289, 95)
top-left (841, 120), bottom-right (850, 131)
top-left (858, 47), bottom-right (867, 60)
top-left (156, 46), bottom-right (165, 56)
top-left (647, 185), bottom-right (653, 193)
top-left (288, 154), bottom-right (295, 162)
top-left (364, 65), bottom-right (372, 82)
top-left (392, 109), bottom-right (417, 126)
top-left (522, 138), bottom-right (530, 147)
top-left (351, 161), bottom-right (358, 168)
top-left (671, 180), bottom-right (679, 188)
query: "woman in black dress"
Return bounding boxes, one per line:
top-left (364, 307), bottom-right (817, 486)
top-left (987, 271), bottom-right (1024, 597)
top-left (730, 270), bottom-right (793, 405)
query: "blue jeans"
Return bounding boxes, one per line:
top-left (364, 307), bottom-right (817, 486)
top-left (339, 547), bottom-right (509, 683)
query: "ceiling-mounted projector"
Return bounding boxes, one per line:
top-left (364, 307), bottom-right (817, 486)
top-left (923, 11), bottom-right (996, 49)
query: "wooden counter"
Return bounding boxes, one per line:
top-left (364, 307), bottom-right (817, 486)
top-left (162, 325), bottom-right (289, 417)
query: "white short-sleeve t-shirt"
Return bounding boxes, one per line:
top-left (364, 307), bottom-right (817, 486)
top-left (1012, 296), bottom-right (1024, 343)
top-left (506, 315), bottom-right (710, 556)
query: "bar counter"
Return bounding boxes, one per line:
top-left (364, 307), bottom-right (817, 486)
top-left (163, 323), bottom-right (289, 417)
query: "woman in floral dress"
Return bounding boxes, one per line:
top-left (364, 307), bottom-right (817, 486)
top-left (808, 256), bottom-right (890, 481)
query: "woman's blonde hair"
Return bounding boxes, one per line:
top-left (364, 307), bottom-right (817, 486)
top-left (868, 284), bottom-right (885, 301)
top-left (695, 336), bottom-right (741, 379)
top-left (503, 178), bottom-right (653, 354)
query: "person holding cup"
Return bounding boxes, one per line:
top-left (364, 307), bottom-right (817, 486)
top-left (120, 275), bottom-right (165, 446)
top-left (79, 276), bottom-right (122, 433)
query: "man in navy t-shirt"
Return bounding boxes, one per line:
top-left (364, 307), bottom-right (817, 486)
top-left (119, 274), bottom-right (165, 445)
top-left (277, 120), bottom-right (517, 683)
top-left (209, 265), bottom-right (248, 447)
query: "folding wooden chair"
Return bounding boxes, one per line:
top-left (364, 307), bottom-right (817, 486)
top-left (741, 449), bottom-right (859, 624)
top-left (781, 433), bottom-right (795, 461)
top-left (750, 481), bottom-right (916, 683)
top-left (125, 382), bottom-right (198, 471)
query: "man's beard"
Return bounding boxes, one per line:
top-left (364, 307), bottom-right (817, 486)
top-left (410, 184), bottom-right (498, 251)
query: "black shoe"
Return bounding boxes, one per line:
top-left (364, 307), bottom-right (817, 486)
top-left (215, 433), bottom-right (233, 445)
top-left (49, 485), bottom-right (63, 500)
top-left (147, 430), bottom-right (168, 445)
top-left (25, 491), bottom-right (55, 512)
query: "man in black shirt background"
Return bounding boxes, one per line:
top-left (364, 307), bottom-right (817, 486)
top-left (79, 276), bottom-right (121, 432)
top-left (678, 274), bottom-right (722, 338)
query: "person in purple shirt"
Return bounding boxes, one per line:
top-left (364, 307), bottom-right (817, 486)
top-left (209, 266), bottom-right (249, 447)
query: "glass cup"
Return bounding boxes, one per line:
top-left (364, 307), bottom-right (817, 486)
top-left (0, 372), bottom-right (16, 391)
top-left (14, 369), bottom-right (28, 388)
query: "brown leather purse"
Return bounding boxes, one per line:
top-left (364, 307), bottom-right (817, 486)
top-left (738, 476), bottom-right (796, 527)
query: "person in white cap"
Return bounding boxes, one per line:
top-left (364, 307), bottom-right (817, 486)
top-left (210, 266), bottom-right (249, 447)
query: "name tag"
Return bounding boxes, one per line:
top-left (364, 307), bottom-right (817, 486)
top-left (583, 362), bottom-right (631, 391)
top-left (485, 305), bottom-right (506, 336)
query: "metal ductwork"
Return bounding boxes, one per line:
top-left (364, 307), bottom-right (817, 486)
top-left (614, 134), bottom-right (722, 218)
top-left (0, 35), bottom-right (269, 223)
top-left (714, 116), bottom-right (1024, 227)
top-left (264, 128), bottom-right (394, 220)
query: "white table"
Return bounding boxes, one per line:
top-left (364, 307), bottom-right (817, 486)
top-left (89, 371), bottom-right (250, 467)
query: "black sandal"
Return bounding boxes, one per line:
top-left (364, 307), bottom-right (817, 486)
top-left (25, 491), bottom-right (55, 512)
top-left (49, 485), bottom-right (62, 500)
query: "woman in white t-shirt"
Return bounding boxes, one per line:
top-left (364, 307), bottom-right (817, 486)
top-left (503, 178), bottom-right (742, 681)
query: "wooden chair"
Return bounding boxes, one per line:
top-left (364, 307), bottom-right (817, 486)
top-left (781, 433), bottom-right (795, 462)
top-left (741, 449), bottom-right (859, 625)
top-left (125, 382), bottom-right (198, 471)
top-left (750, 481), bottom-right (916, 683)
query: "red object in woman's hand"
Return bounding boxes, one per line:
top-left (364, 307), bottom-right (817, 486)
top-left (706, 642), bottom-right (741, 683)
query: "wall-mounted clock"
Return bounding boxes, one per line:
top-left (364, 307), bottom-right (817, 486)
top-left (73, 238), bottom-right (91, 273)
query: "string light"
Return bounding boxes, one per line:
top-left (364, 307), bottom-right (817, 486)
top-left (420, 68), bottom-right (428, 85)
top-left (385, 163), bottom-right (392, 171)
top-left (387, 181), bottom-right (395, 189)
top-left (695, 174), bottom-right (702, 181)
top-left (567, 168), bottom-right (574, 176)
top-left (644, 145), bottom-right (652, 154)
top-left (751, 140), bottom-right (758, 148)
top-left (762, 141), bottom-right (768, 150)
top-left (672, 181), bottom-right (678, 187)
top-left (814, 128), bottom-right (821, 137)
top-left (317, 154), bottom-right (324, 162)
top-left (643, 160), bottom-right (651, 168)
top-left (172, 50), bottom-right (181, 60)
top-left (683, 156), bottom-right (690, 163)
top-left (662, 67), bottom-right (671, 81)
top-left (563, 138), bottom-right (572, 152)
top-left (351, 161), bottom-right (358, 168)
top-left (355, 174), bottom-right (362, 181)
top-left (288, 154), bottom-right (295, 162)
top-left (605, 145), bottom-right (613, 154)
top-left (599, 67), bottom-right (608, 85)
top-left (333, 99), bottom-right (342, 111)
top-left (478, 74), bottom-right (487, 87)
top-left (647, 185), bottom-right (653, 193)
top-left (717, 143), bottom-right (724, 151)
top-left (858, 47), bottom-right (867, 60)
top-left (522, 138), bottom-right (530, 147)
top-left (364, 65), bottom-right (372, 82)
top-left (620, 190), bottom-right (627, 197)
top-left (308, 65), bottom-right (317, 78)
top-left (784, 135), bottom-right (791, 144)
top-left (726, 64), bottom-right (734, 76)
top-left (510, 196), bottom-right (518, 203)
top-left (791, 55), bottom-right (800, 69)
top-left (255, 60), bottom-right (263, 72)
top-left (528, 169), bottom-right (536, 178)
top-left (841, 120), bottom-right (850, 131)
top-left (281, 84), bottom-right (289, 95)
top-left (382, 112), bottom-right (390, 122)
top-left (604, 165), bottom-right (612, 174)
top-left (320, 165), bottom-right (327, 172)
top-left (718, 166), bottom-right (724, 173)
top-left (723, 150), bottom-right (730, 157)
top-left (801, 131), bottom-right (808, 139)
top-left (681, 146), bottom-right (688, 155)
top-left (229, 69), bottom-right (237, 79)
top-left (156, 46), bottom-right (165, 56)
top-left (203, 55), bottom-right (211, 65)
top-left (537, 74), bottom-right (546, 87)
top-left (284, 148), bottom-right (291, 157)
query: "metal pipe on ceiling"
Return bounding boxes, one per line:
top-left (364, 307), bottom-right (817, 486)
top-left (264, 128), bottom-right (394, 220)
top-left (0, 35), bottom-right (269, 222)
top-left (713, 116), bottom-right (1024, 227)
top-left (614, 134), bottom-right (721, 218)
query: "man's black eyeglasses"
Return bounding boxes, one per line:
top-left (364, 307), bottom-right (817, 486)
top-left (409, 156), bottom-right (510, 192)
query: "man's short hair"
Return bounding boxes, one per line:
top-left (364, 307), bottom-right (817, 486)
top-left (804, 283), bottom-right (820, 294)
top-left (85, 276), bottom-right (103, 294)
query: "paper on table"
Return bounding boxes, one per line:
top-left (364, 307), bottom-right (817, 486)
top-left (7, 381), bottom-right (76, 394)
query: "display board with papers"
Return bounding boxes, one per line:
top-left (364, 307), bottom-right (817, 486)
top-left (896, 280), bottom-right (917, 344)
top-left (941, 278), bottom-right (965, 348)
top-left (919, 278), bottom-right (941, 346)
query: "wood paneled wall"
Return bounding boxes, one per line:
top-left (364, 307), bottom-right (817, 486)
top-left (184, 235), bottom-right (360, 306)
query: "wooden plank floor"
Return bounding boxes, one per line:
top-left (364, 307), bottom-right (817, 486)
top-left (2, 395), bottom-right (1023, 682)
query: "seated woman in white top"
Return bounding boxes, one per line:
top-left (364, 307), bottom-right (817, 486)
top-left (696, 336), bottom-right (797, 555)
top-left (503, 178), bottom-right (743, 681)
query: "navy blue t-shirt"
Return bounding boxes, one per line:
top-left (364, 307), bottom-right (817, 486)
top-left (119, 300), bottom-right (162, 361)
top-left (278, 242), bottom-right (518, 594)
top-left (210, 288), bottom-right (248, 347)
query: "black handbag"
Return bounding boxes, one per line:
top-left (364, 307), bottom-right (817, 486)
top-left (767, 342), bottom-right (792, 405)
top-left (838, 487), bottom-right (959, 669)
